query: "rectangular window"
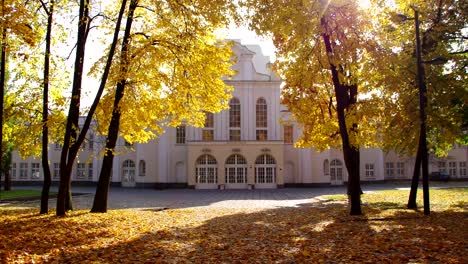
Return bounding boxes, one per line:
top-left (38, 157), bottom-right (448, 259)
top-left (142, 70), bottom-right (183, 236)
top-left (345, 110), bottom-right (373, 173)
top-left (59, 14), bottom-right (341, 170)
top-left (53, 163), bottom-right (60, 179)
top-left (55, 143), bottom-right (61, 150)
top-left (76, 163), bottom-right (86, 179)
top-left (365, 163), bottom-right (374, 178)
top-left (11, 163), bottom-right (16, 179)
top-left (256, 130), bottom-right (268, 141)
top-left (460, 162), bottom-right (467, 177)
top-left (396, 162), bottom-right (405, 178)
top-left (448, 161), bottom-right (457, 177)
top-left (176, 125), bottom-right (186, 144)
top-left (229, 130), bottom-right (241, 141)
top-left (438, 161), bottom-right (447, 172)
top-left (31, 163), bottom-right (40, 179)
top-left (19, 163), bottom-right (28, 179)
top-left (385, 162), bottom-right (394, 178)
top-left (202, 112), bottom-right (214, 141)
top-left (284, 125), bottom-right (293, 143)
top-left (202, 130), bottom-right (214, 141)
top-left (88, 162), bottom-right (93, 180)
top-left (89, 134), bottom-right (94, 150)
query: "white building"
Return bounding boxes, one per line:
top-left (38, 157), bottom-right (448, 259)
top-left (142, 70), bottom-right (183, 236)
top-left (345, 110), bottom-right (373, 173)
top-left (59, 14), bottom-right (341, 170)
top-left (8, 42), bottom-right (468, 188)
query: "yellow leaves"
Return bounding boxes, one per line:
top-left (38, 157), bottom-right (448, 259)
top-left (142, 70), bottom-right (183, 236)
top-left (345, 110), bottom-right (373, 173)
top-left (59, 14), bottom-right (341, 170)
top-left (1, 188), bottom-right (467, 263)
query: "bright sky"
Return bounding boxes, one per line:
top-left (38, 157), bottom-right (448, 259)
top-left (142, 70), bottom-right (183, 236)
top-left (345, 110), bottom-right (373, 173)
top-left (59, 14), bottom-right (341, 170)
top-left (81, 26), bottom-right (275, 108)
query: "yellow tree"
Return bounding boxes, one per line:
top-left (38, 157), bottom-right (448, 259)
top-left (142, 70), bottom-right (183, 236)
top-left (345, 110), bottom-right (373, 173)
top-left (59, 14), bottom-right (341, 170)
top-left (244, 0), bottom-right (385, 215)
top-left (373, 0), bottom-right (467, 212)
top-left (90, 0), bottom-right (236, 212)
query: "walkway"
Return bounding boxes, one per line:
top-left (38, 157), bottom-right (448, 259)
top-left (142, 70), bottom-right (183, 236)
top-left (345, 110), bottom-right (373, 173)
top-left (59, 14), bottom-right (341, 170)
top-left (3, 181), bottom-right (467, 210)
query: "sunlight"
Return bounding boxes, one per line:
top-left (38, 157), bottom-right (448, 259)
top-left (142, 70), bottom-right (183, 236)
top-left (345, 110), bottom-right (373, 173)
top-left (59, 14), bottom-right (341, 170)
top-left (357, 0), bottom-right (371, 9)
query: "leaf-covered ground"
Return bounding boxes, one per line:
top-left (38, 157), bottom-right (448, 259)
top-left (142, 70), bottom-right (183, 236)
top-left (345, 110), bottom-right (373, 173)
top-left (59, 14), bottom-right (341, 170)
top-left (1, 188), bottom-right (466, 263)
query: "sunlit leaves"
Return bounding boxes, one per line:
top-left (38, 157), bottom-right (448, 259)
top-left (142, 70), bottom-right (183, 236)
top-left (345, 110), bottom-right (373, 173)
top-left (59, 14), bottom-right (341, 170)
top-left (0, 188), bottom-right (466, 262)
top-left (92, 0), bottom-right (235, 144)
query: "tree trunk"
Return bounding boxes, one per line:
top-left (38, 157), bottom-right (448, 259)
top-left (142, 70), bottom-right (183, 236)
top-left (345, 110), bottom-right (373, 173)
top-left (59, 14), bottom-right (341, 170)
top-left (0, 0), bottom-right (6, 191)
top-left (57, 0), bottom-right (90, 216)
top-left (407, 141), bottom-right (422, 209)
top-left (321, 17), bottom-right (362, 215)
top-left (91, 0), bottom-right (138, 213)
top-left (40, 0), bottom-right (54, 215)
top-left (4, 171), bottom-right (10, 190)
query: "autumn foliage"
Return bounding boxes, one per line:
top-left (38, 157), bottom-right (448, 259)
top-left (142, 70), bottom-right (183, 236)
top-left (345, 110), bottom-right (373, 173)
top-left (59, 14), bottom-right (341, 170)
top-left (1, 188), bottom-right (466, 263)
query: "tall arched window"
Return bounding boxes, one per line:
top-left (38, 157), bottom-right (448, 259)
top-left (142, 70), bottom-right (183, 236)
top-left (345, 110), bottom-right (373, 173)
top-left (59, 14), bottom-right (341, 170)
top-left (139, 160), bottom-right (146, 176)
top-left (255, 154), bottom-right (276, 183)
top-left (225, 154), bottom-right (247, 184)
top-left (122, 160), bottom-right (136, 183)
top-left (330, 159), bottom-right (343, 184)
top-left (229, 98), bottom-right (241, 141)
top-left (323, 159), bottom-right (330, 175)
top-left (202, 112), bottom-right (214, 141)
top-left (256, 98), bottom-right (268, 140)
top-left (196, 154), bottom-right (218, 184)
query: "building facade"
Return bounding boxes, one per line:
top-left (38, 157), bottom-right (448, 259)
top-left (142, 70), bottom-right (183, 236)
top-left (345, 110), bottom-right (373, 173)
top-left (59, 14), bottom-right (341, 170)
top-left (8, 42), bottom-right (468, 188)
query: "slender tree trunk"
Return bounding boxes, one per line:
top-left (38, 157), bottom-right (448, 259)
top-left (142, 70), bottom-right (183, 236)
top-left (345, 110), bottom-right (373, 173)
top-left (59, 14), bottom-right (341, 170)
top-left (321, 17), bottom-right (362, 215)
top-left (414, 10), bottom-right (430, 215)
top-left (0, 0), bottom-right (6, 191)
top-left (57, 0), bottom-right (90, 216)
top-left (407, 141), bottom-right (422, 209)
top-left (91, 0), bottom-right (138, 213)
top-left (40, 0), bottom-right (54, 215)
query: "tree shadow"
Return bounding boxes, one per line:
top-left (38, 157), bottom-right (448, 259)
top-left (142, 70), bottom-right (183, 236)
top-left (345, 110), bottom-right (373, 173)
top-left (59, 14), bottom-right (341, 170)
top-left (8, 201), bottom-right (463, 263)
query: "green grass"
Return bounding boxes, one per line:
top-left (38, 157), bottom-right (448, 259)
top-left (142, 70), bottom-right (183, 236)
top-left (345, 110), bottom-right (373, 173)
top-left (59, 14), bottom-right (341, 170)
top-left (320, 194), bottom-right (347, 201)
top-left (0, 190), bottom-right (56, 200)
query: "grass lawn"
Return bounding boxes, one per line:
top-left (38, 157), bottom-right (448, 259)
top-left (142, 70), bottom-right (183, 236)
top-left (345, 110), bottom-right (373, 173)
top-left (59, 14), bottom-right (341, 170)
top-left (0, 190), bottom-right (56, 200)
top-left (0, 188), bottom-right (466, 263)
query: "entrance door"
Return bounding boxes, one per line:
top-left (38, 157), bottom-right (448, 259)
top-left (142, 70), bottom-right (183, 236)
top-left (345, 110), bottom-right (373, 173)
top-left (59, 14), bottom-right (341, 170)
top-left (330, 159), bottom-right (343, 185)
top-left (121, 160), bottom-right (136, 187)
top-left (225, 154), bottom-right (248, 189)
top-left (255, 154), bottom-right (277, 189)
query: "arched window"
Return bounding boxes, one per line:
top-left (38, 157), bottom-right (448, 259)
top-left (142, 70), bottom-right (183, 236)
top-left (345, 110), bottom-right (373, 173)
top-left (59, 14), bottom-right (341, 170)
top-left (255, 154), bottom-right (276, 184)
top-left (122, 160), bottom-right (136, 183)
top-left (330, 159), bottom-right (343, 184)
top-left (256, 98), bottom-right (268, 140)
top-left (225, 154), bottom-right (247, 184)
top-left (202, 112), bottom-right (214, 141)
top-left (323, 159), bottom-right (330, 175)
top-left (229, 98), bottom-right (241, 141)
top-left (139, 160), bottom-right (146, 176)
top-left (196, 154), bottom-right (217, 184)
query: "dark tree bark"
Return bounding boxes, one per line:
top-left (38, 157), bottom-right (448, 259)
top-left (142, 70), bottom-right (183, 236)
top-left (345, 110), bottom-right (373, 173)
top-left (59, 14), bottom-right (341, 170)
top-left (407, 140), bottom-right (422, 209)
top-left (91, 0), bottom-right (138, 213)
top-left (321, 18), bottom-right (362, 215)
top-left (40, 0), bottom-right (54, 215)
top-left (57, 0), bottom-right (90, 216)
top-left (0, 0), bottom-right (6, 191)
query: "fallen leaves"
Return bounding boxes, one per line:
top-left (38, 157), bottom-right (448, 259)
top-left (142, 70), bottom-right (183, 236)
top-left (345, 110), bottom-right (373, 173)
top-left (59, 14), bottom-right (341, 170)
top-left (0, 188), bottom-right (466, 263)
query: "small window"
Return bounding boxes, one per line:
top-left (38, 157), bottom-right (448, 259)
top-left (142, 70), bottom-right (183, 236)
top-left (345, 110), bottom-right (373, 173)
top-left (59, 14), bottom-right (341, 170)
top-left (11, 163), bottom-right (16, 179)
top-left (31, 163), bottom-right (40, 179)
top-left (139, 160), bottom-right (146, 176)
top-left (88, 134), bottom-right (94, 150)
top-left (202, 112), bottom-right (214, 141)
top-left (76, 163), bottom-right (86, 179)
top-left (365, 163), bottom-right (374, 178)
top-left (448, 161), bottom-right (457, 177)
top-left (284, 125), bottom-right (293, 143)
top-left (323, 159), bottom-right (329, 175)
top-left (176, 125), bottom-right (186, 144)
top-left (385, 162), bottom-right (394, 178)
top-left (20, 163), bottom-right (28, 179)
top-left (256, 130), bottom-right (268, 141)
top-left (396, 162), bottom-right (405, 178)
top-left (53, 163), bottom-right (60, 179)
top-left (88, 162), bottom-right (93, 180)
top-left (438, 161), bottom-right (447, 172)
top-left (229, 130), bottom-right (241, 141)
top-left (459, 162), bottom-right (467, 177)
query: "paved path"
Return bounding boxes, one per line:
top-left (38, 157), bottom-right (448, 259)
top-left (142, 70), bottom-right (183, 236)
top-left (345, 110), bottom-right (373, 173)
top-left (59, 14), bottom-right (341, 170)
top-left (2, 182), bottom-right (467, 210)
